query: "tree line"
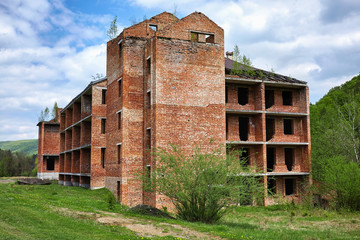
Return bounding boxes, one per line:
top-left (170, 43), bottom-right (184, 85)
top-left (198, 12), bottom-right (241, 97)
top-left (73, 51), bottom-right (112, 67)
top-left (0, 149), bottom-right (37, 177)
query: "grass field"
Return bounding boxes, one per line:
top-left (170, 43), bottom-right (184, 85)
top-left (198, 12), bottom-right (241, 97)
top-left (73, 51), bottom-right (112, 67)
top-left (0, 180), bottom-right (359, 239)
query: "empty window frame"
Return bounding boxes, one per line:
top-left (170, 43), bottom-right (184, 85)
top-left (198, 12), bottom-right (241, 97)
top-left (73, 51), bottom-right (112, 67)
top-left (101, 119), bottom-right (106, 134)
top-left (205, 34), bottom-right (214, 43)
top-left (146, 91), bottom-right (151, 109)
top-left (266, 118), bottom-right (275, 141)
top-left (146, 57), bottom-right (151, 75)
top-left (284, 148), bottom-right (294, 171)
top-left (117, 111), bottom-right (121, 130)
top-left (117, 144), bottom-right (121, 164)
top-left (239, 117), bottom-right (249, 141)
top-left (146, 129), bottom-right (151, 150)
top-left (282, 91), bottom-right (292, 106)
top-left (283, 119), bottom-right (293, 135)
top-left (265, 90), bottom-right (274, 109)
top-left (240, 148), bottom-right (250, 167)
top-left (285, 178), bottom-right (295, 195)
top-left (102, 89), bottom-right (107, 104)
top-left (149, 24), bottom-right (157, 31)
top-left (226, 117), bottom-right (229, 140)
top-left (101, 148), bottom-right (106, 168)
top-left (238, 87), bottom-right (249, 105)
top-left (117, 181), bottom-right (121, 202)
top-left (268, 178), bottom-right (276, 195)
top-left (225, 86), bottom-right (228, 103)
top-left (118, 78), bottom-right (122, 97)
top-left (190, 32), bottom-right (198, 42)
top-left (267, 147), bottom-right (275, 172)
top-left (46, 157), bottom-right (55, 171)
top-left (146, 165), bottom-right (151, 179)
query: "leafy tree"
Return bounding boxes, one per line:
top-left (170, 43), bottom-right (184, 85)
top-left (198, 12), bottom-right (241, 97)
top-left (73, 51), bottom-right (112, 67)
top-left (38, 102), bottom-right (59, 122)
top-left (230, 45), bottom-right (253, 76)
top-left (107, 16), bottom-right (119, 40)
top-left (51, 102), bottom-right (59, 121)
top-left (143, 144), bottom-right (264, 223)
top-left (0, 149), bottom-right (36, 177)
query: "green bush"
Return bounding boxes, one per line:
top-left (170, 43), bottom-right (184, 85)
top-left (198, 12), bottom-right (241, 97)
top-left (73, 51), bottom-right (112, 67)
top-left (144, 144), bottom-right (264, 223)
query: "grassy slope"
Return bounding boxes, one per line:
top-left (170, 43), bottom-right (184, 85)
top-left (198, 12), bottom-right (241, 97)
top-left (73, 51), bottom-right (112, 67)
top-left (0, 181), bottom-right (359, 240)
top-left (0, 139), bottom-right (37, 156)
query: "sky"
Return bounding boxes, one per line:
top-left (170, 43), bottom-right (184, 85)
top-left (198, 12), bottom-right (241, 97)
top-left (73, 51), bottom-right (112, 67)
top-left (0, 0), bottom-right (359, 141)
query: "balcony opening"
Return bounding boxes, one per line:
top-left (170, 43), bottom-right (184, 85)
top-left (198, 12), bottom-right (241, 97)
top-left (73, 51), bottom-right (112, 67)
top-left (226, 117), bottom-right (229, 140)
top-left (118, 40), bottom-right (123, 58)
top-left (102, 89), bottom-right (107, 104)
top-left (101, 119), bottom-right (106, 134)
top-left (285, 148), bottom-right (294, 171)
top-left (240, 148), bottom-right (249, 167)
top-left (101, 148), bottom-right (106, 168)
top-left (265, 90), bottom-right (274, 109)
top-left (266, 118), bottom-right (275, 141)
top-left (238, 87), bottom-right (249, 105)
top-left (267, 147), bottom-right (275, 172)
top-left (282, 91), bottom-right (292, 106)
top-left (284, 119), bottom-right (293, 135)
top-left (268, 178), bottom-right (276, 195)
top-left (46, 157), bottom-right (55, 171)
top-left (205, 34), bottom-right (214, 43)
top-left (239, 117), bottom-right (249, 141)
top-left (285, 178), bottom-right (295, 195)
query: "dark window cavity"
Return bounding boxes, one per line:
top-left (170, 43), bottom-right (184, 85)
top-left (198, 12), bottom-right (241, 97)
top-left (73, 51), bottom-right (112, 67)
top-left (268, 178), bottom-right (276, 195)
top-left (267, 147), bottom-right (275, 172)
top-left (102, 89), bottom-right (107, 104)
top-left (265, 90), bottom-right (274, 109)
top-left (282, 91), bottom-right (292, 106)
top-left (285, 148), bottom-right (294, 171)
top-left (46, 157), bottom-right (55, 171)
top-left (284, 119), bottom-right (293, 135)
top-left (266, 118), bottom-right (275, 141)
top-left (101, 119), bottom-right (106, 134)
top-left (240, 148), bottom-right (250, 167)
top-left (239, 117), bottom-right (249, 141)
top-left (238, 87), bottom-right (249, 105)
top-left (285, 178), bottom-right (295, 195)
top-left (101, 148), bottom-right (106, 168)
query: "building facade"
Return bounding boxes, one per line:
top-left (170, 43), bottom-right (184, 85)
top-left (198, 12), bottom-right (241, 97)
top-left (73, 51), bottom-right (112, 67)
top-left (37, 11), bottom-right (311, 207)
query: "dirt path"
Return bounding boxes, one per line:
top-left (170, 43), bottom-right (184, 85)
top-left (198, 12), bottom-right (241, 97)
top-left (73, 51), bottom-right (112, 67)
top-left (55, 207), bottom-right (221, 239)
top-left (0, 179), bottom-right (15, 184)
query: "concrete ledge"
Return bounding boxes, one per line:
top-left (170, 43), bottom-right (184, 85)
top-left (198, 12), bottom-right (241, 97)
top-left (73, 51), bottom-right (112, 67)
top-left (37, 172), bottom-right (59, 180)
top-left (80, 184), bottom-right (90, 189)
top-left (226, 141), bottom-right (265, 145)
top-left (90, 186), bottom-right (105, 190)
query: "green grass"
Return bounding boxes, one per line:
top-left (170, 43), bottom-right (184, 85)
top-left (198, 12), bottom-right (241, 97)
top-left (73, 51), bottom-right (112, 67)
top-left (0, 139), bottom-right (38, 156)
top-left (0, 180), bottom-right (359, 240)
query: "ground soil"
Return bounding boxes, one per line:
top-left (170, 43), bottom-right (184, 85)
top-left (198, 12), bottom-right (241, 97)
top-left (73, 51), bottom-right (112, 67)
top-left (54, 207), bottom-right (222, 239)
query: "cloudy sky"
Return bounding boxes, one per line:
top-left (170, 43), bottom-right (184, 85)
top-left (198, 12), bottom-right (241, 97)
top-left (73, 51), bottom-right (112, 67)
top-left (0, 0), bottom-right (359, 141)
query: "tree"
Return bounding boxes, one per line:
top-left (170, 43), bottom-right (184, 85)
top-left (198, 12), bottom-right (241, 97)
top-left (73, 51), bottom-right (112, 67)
top-left (38, 102), bottom-right (59, 122)
top-left (230, 45), bottom-right (253, 76)
top-left (143, 143), bottom-right (264, 223)
top-left (107, 16), bottom-right (119, 40)
top-left (51, 102), bottom-right (59, 121)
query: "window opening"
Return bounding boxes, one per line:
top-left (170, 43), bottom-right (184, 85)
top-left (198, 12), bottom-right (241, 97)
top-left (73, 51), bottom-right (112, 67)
top-left (240, 148), bottom-right (250, 167)
top-left (101, 119), bottom-right (106, 134)
top-left (267, 147), bottom-right (275, 172)
top-left (285, 178), bottom-right (295, 195)
top-left (149, 24), bottom-right (157, 31)
top-left (238, 87), bottom-right (249, 105)
top-left (239, 117), bottom-right (249, 141)
top-left (118, 78), bottom-right (122, 97)
top-left (101, 148), bottom-right (105, 168)
top-left (266, 118), bottom-right (275, 141)
top-left (225, 86), bottom-right (228, 103)
top-left (282, 91), bottom-right (292, 106)
top-left (146, 57), bottom-right (151, 75)
top-left (284, 119), bottom-right (293, 135)
top-left (118, 112), bottom-right (121, 130)
top-left (268, 178), bottom-right (276, 195)
top-left (285, 148), bottom-right (294, 171)
top-left (117, 144), bottom-right (121, 164)
top-left (146, 91), bottom-right (151, 109)
top-left (46, 157), bottom-right (55, 171)
top-left (205, 34), bottom-right (214, 43)
top-left (146, 129), bottom-right (151, 150)
top-left (191, 32), bottom-right (198, 42)
top-left (118, 41), bottom-right (123, 58)
top-left (117, 181), bottom-right (121, 202)
top-left (265, 90), bottom-right (274, 109)
top-left (102, 89), bottom-right (107, 104)
top-left (226, 117), bottom-right (229, 140)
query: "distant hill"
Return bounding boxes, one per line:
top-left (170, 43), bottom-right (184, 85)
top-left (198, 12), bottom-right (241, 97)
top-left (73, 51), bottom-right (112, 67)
top-left (0, 139), bottom-right (38, 156)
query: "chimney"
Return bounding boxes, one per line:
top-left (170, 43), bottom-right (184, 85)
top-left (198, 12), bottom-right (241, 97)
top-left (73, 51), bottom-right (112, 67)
top-left (226, 51), bottom-right (233, 60)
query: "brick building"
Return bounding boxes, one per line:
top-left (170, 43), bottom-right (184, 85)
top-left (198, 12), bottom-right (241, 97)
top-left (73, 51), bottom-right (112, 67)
top-left (37, 11), bottom-right (311, 207)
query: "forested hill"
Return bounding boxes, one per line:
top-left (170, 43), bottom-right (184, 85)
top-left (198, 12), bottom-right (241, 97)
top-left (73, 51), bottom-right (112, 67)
top-left (0, 139), bottom-right (37, 156)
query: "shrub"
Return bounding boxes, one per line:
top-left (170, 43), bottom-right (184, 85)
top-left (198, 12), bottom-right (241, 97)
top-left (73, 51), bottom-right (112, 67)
top-left (144, 144), bottom-right (264, 223)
